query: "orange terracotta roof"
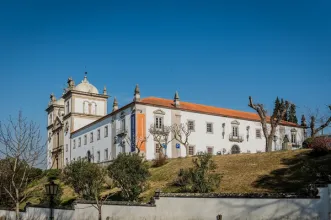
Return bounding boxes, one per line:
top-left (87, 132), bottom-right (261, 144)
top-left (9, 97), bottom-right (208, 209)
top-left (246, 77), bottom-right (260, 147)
top-left (139, 97), bottom-right (299, 127)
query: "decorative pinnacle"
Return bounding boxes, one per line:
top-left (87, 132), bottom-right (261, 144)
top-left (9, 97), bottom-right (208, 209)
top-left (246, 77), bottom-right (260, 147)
top-left (174, 91), bottom-right (180, 100)
top-left (134, 84), bottom-right (140, 94)
top-left (113, 97), bottom-right (118, 106)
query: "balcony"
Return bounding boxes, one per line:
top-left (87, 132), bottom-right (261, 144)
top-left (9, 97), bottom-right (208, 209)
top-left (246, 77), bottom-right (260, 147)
top-left (229, 134), bottom-right (244, 143)
top-left (116, 128), bottom-right (128, 136)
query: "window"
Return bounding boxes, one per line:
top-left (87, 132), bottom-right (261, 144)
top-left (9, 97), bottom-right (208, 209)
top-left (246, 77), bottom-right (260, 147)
top-left (73, 140), bottom-right (76, 149)
top-left (122, 143), bottom-right (125, 153)
top-left (84, 135), bottom-right (87, 145)
top-left (66, 158), bottom-right (68, 165)
top-left (90, 132), bottom-right (94, 143)
top-left (232, 126), bottom-right (239, 137)
top-left (66, 144), bottom-right (68, 152)
top-left (188, 120), bottom-right (195, 131)
top-left (97, 151), bottom-right (100, 162)
top-left (206, 123), bottom-right (213, 133)
top-left (104, 126), bottom-right (108, 137)
top-left (120, 118), bottom-right (125, 131)
top-left (104, 149), bottom-right (108, 160)
top-left (291, 133), bottom-right (297, 144)
top-left (256, 129), bottom-right (261, 138)
top-left (78, 137), bottom-right (81, 147)
top-left (188, 146), bottom-right (195, 156)
top-left (97, 129), bottom-right (100, 140)
top-left (83, 101), bottom-right (89, 114)
top-left (66, 101), bottom-right (69, 114)
top-left (155, 116), bottom-right (163, 129)
top-left (155, 144), bottom-right (161, 154)
top-left (207, 146), bottom-right (213, 154)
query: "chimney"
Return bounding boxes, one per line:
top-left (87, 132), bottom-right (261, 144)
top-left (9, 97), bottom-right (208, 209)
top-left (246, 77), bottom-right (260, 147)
top-left (134, 84), bottom-right (140, 102)
top-left (112, 97), bottom-right (118, 112)
top-left (174, 91), bottom-right (180, 108)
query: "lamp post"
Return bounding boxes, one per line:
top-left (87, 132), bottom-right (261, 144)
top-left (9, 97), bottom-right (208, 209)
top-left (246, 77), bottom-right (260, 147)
top-left (45, 181), bottom-right (59, 220)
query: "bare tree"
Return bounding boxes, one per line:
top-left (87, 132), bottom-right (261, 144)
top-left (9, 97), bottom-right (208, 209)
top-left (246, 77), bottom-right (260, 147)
top-left (307, 105), bottom-right (331, 138)
top-left (148, 125), bottom-right (173, 157)
top-left (124, 134), bottom-right (150, 155)
top-left (171, 122), bottom-right (192, 155)
top-left (0, 111), bottom-right (45, 220)
top-left (248, 96), bottom-right (290, 152)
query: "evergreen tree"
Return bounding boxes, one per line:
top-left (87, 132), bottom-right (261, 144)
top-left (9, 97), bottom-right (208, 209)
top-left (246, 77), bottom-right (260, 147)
top-left (288, 104), bottom-right (298, 124)
top-left (273, 97), bottom-right (281, 116)
top-left (281, 98), bottom-right (288, 121)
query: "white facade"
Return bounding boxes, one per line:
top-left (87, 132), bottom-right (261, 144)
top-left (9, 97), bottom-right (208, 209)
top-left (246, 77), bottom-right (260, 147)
top-left (46, 76), bottom-right (305, 168)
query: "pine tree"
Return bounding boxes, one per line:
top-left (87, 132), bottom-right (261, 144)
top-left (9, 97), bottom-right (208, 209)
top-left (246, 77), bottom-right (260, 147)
top-left (281, 98), bottom-right (288, 121)
top-left (273, 97), bottom-right (280, 116)
top-left (288, 104), bottom-right (298, 124)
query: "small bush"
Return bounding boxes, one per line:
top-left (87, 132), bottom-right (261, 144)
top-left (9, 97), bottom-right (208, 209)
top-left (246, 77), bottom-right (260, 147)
top-left (44, 169), bottom-right (61, 181)
top-left (173, 152), bottom-right (222, 193)
top-left (302, 137), bottom-right (314, 149)
top-left (309, 136), bottom-right (331, 156)
top-left (152, 154), bottom-right (168, 168)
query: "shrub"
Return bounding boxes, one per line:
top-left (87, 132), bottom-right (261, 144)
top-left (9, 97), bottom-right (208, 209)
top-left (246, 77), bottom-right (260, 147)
top-left (152, 154), bottom-right (168, 168)
top-left (309, 136), bottom-right (331, 156)
top-left (108, 153), bottom-right (150, 201)
top-left (302, 137), bottom-right (314, 149)
top-left (44, 169), bottom-right (61, 181)
top-left (173, 152), bottom-right (222, 193)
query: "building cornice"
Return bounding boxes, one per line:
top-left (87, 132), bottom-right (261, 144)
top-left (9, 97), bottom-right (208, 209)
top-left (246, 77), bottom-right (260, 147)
top-left (62, 90), bottom-right (109, 100)
top-left (45, 104), bottom-right (64, 112)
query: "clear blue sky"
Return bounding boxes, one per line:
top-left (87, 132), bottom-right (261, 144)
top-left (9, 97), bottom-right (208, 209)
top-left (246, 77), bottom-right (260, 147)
top-left (0, 0), bottom-right (330, 136)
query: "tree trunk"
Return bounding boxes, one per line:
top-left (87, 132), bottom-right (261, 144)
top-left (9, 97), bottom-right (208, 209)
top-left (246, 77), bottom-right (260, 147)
top-left (266, 137), bottom-right (273, 152)
top-left (98, 206), bottom-right (102, 220)
top-left (16, 202), bottom-right (20, 220)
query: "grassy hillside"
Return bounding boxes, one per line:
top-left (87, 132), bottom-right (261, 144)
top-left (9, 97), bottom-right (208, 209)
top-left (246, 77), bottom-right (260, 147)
top-left (25, 149), bottom-right (331, 206)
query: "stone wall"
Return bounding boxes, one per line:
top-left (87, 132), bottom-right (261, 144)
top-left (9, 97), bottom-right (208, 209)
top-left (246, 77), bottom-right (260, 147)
top-left (1, 185), bottom-right (330, 220)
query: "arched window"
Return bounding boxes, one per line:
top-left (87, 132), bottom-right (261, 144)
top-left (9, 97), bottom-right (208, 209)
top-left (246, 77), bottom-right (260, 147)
top-left (87, 150), bottom-right (92, 163)
top-left (83, 101), bottom-right (89, 114)
top-left (91, 102), bottom-right (97, 115)
top-left (231, 145), bottom-right (240, 154)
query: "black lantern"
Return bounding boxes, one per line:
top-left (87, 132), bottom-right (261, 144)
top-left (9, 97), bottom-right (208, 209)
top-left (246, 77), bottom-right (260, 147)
top-left (45, 181), bottom-right (58, 220)
top-left (154, 189), bottom-right (161, 199)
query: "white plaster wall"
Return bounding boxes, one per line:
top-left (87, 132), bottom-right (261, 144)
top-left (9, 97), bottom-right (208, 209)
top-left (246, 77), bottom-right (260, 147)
top-left (144, 105), bottom-right (304, 159)
top-left (71, 117), bottom-right (112, 163)
top-left (144, 106), bottom-right (173, 160)
top-left (0, 207), bottom-right (74, 220)
top-left (74, 97), bottom-right (106, 116)
top-left (73, 117), bottom-right (96, 132)
top-left (1, 186), bottom-right (329, 220)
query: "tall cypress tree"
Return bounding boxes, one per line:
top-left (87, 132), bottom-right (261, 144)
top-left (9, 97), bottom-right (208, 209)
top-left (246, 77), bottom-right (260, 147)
top-left (288, 104), bottom-right (298, 124)
top-left (273, 97), bottom-right (280, 116)
top-left (281, 98), bottom-right (288, 121)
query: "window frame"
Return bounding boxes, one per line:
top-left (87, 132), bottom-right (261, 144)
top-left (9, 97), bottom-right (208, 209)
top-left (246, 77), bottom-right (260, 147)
top-left (206, 146), bottom-right (214, 155)
top-left (232, 125), bottom-right (239, 137)
top-left (256, 129), bottom-right (262, 139)
top-left (90, 132), bottom-right (94, 143)
top-left (78, 137), bottom-right (81, 147)
top-left (97, 129), bottom-right (101, 140)
top-left (73, 140), bottom-right (76, 149)
top-left (96, 151), bottom-right (100, 162)
top-left (84, 135), bottom-right (87, 145)
top-left (206, 122), bottom-right (213, 134)
top-left (104, 148), bottom-right (108, 160)
top-left (155, 116), bottom-right (164, 129)
top-left (187, 120), bottom-right (195, 132)
top-left (188, 145), bottom-right (195, 156)
top-left (104, 126), bottom-right (108, 137)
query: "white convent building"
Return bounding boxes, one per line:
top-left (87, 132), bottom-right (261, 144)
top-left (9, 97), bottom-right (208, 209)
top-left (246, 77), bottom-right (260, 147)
top-left (46, 74), bottom-right (304, 169)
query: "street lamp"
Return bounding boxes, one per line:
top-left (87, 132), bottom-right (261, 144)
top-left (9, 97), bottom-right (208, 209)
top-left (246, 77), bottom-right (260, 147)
top-left (45, 180), bottom-right (59, 220)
